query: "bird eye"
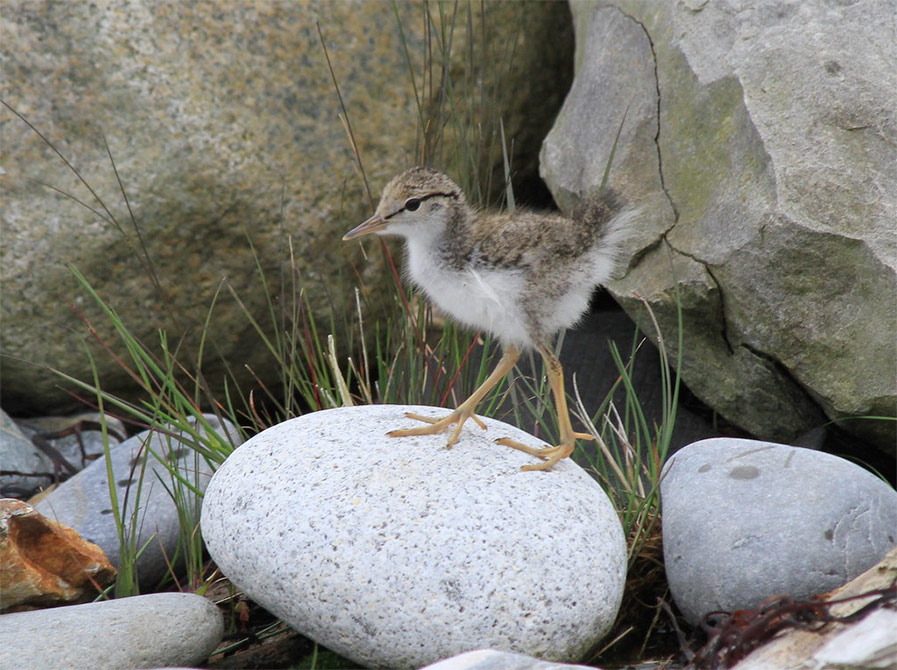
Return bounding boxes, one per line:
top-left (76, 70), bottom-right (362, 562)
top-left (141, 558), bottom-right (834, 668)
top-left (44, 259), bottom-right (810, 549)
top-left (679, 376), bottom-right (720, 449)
top-left (404, 198), bottom-right (421, 212)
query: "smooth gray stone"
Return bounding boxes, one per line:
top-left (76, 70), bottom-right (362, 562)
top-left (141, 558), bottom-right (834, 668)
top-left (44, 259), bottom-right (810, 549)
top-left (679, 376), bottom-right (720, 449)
top-left (0, 407), bottom-right (53, 498)
top-left (203, 405), bottom-right (628, 669)
top-left (421, 649), bottom-right (600, 670)
top-left (662, 438), bottom-right (897, 624)
top-left (35, 414), bottom-right (239, 587)
top-left (0, 592), bottom-right (223, 670)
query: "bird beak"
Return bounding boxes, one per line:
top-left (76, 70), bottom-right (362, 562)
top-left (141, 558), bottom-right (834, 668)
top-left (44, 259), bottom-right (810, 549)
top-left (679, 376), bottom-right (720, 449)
top-left (342, 212), bottom-right (387, 241)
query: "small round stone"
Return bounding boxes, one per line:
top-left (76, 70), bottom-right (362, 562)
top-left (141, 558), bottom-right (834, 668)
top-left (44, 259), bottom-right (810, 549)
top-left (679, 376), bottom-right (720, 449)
top-left (202, 405), bottom-right (627, 668)
top-left (661, 438), bottom-right (897, 624)
top-left (0, 592), bottom-right (223, 669)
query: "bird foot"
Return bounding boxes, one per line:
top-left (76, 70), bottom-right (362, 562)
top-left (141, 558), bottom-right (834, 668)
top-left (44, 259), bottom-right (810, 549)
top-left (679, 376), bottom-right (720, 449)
top-left (388, 409), bottom-right (488, 448)
top-left (495, 432), bottom-right (595, 471)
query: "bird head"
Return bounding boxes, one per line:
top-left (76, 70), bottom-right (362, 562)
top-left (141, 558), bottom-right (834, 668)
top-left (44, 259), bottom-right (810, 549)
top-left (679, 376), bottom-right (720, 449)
top-left (342, 167), bottom-right (465, 241)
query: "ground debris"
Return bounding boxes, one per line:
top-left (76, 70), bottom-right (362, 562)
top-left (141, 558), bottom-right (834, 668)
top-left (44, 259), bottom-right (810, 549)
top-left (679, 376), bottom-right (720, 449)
top-left (683, 583), bottom-right (896, 669)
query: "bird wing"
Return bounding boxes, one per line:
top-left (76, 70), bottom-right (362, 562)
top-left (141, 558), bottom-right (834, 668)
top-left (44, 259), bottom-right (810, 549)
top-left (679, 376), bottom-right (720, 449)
top-left (472, 209), bottom-right (596, 270)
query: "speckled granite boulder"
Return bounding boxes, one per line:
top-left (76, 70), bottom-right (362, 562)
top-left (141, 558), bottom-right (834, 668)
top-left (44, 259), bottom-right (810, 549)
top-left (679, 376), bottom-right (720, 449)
top-left (661, 438), bottom-right (897, 624)
top-left (1, 1), bottom-right (572, 415)
top-left (202, 405), bottom-right (627, 669)
top-left (0, 592), bottom-right (223, 669)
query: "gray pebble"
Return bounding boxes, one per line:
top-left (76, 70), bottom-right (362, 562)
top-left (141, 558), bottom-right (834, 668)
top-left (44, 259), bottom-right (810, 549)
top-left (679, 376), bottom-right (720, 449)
top-left (202, 405), bottom-right (628, 669)
top-left (661, 438), bottom-right (897, 624)
top-left (0, 592), bottom-right (223, 670)
top-left (421, 649), bottom-right (601, 670)
top-left (35, 414), bottom-right (239, 587)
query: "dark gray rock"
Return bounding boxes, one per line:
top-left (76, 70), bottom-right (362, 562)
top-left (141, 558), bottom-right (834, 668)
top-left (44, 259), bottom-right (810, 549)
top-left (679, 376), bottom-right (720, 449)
top-left (661, 438), bottom-right (897, 624)
top-left (0, 408), bottom-right (52, 498)
top-left (0, 592), bottom-right (223, 670)
top-left (35, 414), bottom-right (239, 587)
top-left (15, 412), bottom-right (126, 476)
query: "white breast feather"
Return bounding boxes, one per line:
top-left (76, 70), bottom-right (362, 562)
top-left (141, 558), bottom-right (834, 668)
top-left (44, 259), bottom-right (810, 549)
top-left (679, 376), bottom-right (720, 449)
top-left (405, 241), bottom-right (531, 346)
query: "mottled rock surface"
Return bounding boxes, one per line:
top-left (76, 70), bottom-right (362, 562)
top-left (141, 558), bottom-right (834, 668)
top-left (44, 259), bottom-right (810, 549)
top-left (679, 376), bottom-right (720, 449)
top-left (0, 498), bottom-right (115, 611)
top-left (0, 1), bottom-right (572, 415)
top-left (203, 405), bottom-right (627, 669)
top-left (540, 0), bottom-right (896, 452)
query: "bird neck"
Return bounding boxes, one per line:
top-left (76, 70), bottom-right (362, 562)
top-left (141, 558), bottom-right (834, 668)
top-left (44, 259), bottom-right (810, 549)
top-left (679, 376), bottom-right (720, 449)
top-left (438, 201), bottom-right (477, 270)
top-left (399, 200), bottom-right (475, 271)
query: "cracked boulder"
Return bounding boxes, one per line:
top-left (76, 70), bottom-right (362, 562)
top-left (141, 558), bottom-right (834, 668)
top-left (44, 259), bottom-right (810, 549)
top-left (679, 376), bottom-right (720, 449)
top-left (540, 1), bottom-right (896, 453)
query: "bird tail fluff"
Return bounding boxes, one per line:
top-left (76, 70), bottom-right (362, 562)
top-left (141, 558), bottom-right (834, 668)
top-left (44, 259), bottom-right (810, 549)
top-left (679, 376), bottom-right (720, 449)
top-left (573, 189), bottom-right (639, 281)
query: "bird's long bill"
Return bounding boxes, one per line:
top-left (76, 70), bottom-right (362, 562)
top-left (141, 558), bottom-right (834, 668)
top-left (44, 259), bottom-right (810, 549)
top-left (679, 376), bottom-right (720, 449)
top-left (342, 212), bottom-right (387, 241)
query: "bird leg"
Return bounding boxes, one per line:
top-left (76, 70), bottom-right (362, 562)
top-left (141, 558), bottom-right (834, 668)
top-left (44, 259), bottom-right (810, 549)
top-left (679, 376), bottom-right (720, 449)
top-left (495, 344), bottom-right (594, 471)
top-left (388, 345), bottom-right (522, 447)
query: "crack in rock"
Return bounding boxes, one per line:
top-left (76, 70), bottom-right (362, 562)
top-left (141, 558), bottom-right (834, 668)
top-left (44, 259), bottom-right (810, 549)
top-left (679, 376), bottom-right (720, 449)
top-left (617, 7), bottom-right (680, 226)
top-left (740, 342), bottom-right (824, 419)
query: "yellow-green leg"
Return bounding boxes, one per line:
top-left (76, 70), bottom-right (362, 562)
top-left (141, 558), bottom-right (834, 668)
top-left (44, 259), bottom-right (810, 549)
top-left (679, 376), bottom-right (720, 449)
top-left (495, 344), bottom-right (594, 471)
top-left (389, 345), bottom-right (522, 447)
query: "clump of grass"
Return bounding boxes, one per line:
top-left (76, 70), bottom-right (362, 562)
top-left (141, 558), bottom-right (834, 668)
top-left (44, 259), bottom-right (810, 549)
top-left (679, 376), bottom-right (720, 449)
top-left (571, 286), bottom-right (683, 664)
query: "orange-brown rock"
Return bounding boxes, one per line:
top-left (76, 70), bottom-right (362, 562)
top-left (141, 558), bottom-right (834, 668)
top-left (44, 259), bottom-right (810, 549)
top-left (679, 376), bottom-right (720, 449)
top-left (0, 498), bottom-right (116, 612)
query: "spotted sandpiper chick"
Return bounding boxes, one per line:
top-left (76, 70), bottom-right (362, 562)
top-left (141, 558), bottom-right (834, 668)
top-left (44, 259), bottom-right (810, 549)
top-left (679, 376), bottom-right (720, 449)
top-left (343, 166), bottom-right (634, 471)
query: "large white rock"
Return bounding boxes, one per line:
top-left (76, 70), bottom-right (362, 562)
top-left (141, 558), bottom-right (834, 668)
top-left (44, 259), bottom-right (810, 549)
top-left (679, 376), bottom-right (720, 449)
top-left (202, 405), bottom-right (627, 669)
